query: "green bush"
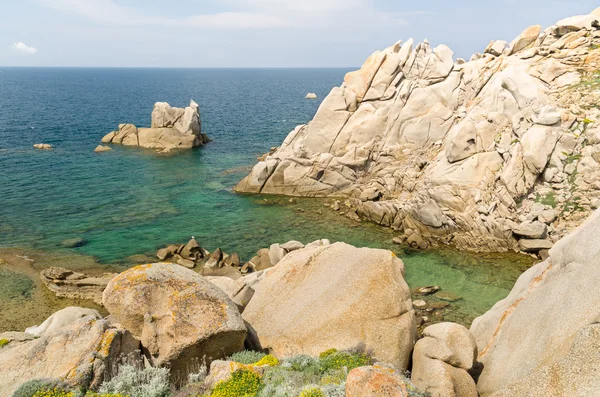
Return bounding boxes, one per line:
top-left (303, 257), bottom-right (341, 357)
top-left (227, 351), bottom-right (267, 365)
top-left (0, 338), bottom-right (9, 348)
top-left (318, 351), bottom-right (371, 372)
top-left (98, 364), bottom-right (170, 397)
top-left (298, 387), bottom-right (325, 397)
top-left (210, 369), bottom-right (263, 397)
top-left (11, 379), bottom-right (72, 397)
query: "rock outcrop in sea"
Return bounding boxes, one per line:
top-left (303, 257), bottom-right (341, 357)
top-left (237, 8), bottom-right (600, 254)
top-left (101, 100), bottom-right (210, 153)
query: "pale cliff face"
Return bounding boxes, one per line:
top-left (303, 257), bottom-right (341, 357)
top-left (237, 9), bottom-right (600, 254)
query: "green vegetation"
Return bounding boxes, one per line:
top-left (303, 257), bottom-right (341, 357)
top-left (98, 364), bottom-right (170, 397)
top-left (564, 153), bottom-right (582, 165)
top-left (298, 388), bottom-right (325, 397)
top-left (227, 351), bottom-right (267, 365)
top-left (536, 191), bottom-right (558, 208)
top-left (11, 351), bottom-right (421, 397)
top-left (209, 370), bottom-right (263, 397)
top-left (12, 379), bottom-right (73, 397)
top-left (0, 338), bottom-right (9, 348)
top-left (253, 355), bottom-right (279, 367)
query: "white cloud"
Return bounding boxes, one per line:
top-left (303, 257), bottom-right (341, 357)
top-left (10, 42), bottom-right (38, 54)
top-left (35, 0), bottom-right (427, 30)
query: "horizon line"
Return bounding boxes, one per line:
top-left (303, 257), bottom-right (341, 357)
top-left (0, 65), bottom-right (359, 69)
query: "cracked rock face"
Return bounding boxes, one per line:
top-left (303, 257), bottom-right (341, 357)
top-left (242, 242), bottom-right (416, 370)
top-left (471, 208), bottom-right (600, 396)
top-left (102, 263), bottom-right (247, 371)
top-left (237, 8), bottom-right (600, 253)
top-left (0, 316), bottom-right (138, 397)
top-left (102, 100), bottom-right (209, 152)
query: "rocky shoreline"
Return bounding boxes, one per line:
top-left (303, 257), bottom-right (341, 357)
top-left (237, 8), bottom-right (600, 259)
top-left (1, 206), bottom-right (599, 395)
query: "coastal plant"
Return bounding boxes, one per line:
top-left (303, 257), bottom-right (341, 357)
top-left (0, 338), bottom-right (9, 348)
top-left (318, 351), bottom-right (371, 372)
top-left (298, 387), bottom-right (325, 397)
top-left (227, 351), bottom-right (267, 365)
top-left (209, 369), bottom-right (263, 397)
top-left (98, 363), bottom-right (170, 397)
top-left (254, 355), bottom-right (279, 367)
top-left (12, 379), bottom-right (73, 397)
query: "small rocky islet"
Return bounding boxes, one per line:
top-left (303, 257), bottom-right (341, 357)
top-left (3, 8), bottom-right (600, 397)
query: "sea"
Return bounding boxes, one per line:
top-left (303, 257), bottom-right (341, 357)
top-left (0, 67), bottom-right (532, 325)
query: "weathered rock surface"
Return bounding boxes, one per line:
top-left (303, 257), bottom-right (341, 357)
top-left (411, 323), bottom-right (478, 397)
top-left (346, 365), bottom-right (413, 397)
top-left (236, 9), bottom-right (600, 254)
top-left (101, 101), bottom-right (209, 152)
top-left (102, 263), bottom-right (247, 370)
top-left (0, 316), bottom-right (138, 397)
top-left (471, 208), bottom-right (600, 396)
top-left (40, 267), bottom-right (117, 305)
top-left (242, 242), bottom-right (416, 370)
top-left (25, 306), bottom-right (101, 337)
top-left (206, 276), bottom-right (255, 312)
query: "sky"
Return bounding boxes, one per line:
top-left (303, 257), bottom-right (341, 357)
top-left (0, 0), bottom-right (598, 67)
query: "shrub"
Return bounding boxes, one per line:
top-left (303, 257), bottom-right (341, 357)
top-left (254, 355), bottom-right (279, 367)
top-left (0, 338), bottom-right (9, 348)
top-left (318, 351), bottom-right (370, 372)
top-left (318, 349), bottom-right (337, 359)
top-left (12, 379), bottom-right (72, 397)
top-left (210, 369), bottom-right (263, 397)
top-left (85, 394), bottom-right (128, 397)
top-left (98, 364), bottom-right (170, 397)
top-left (31, 389), bottom-right (73, 397)
top-left (298, 387), bottom-right (325, 397)
top-left (227, 351), bottom-right (267, 365)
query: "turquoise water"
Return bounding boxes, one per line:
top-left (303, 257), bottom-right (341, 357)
top-left (0, 68), bottom-right (531, 323)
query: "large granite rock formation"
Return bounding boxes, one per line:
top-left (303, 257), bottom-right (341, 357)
top-left (471, 208), bottom-right (600, 396)
top-left (102, 100), bottom-right (210, 152)
top-left (102, 263), bottom-right (247, 371)
top-left (0, 315), bottom-right (139, 397)
top-left (242, 242), bottom-right (417, 370)
top-left (237, 9), bottom-right (600, 253)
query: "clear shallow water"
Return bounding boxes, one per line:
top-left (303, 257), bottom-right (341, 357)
top-left (0, 68), bottom-right (532, 324)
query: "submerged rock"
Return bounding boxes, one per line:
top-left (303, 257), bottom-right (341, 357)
top-left (40, 266), bottom-right (117, 305)
top-left (243, 242), bottom-right (416, 370)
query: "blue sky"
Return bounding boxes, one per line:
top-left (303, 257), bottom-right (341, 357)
top-left (0, 0), bottom-right (598, 67)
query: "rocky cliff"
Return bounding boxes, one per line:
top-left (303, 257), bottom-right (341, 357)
top-left (237, 8), bottom-right (600, 253)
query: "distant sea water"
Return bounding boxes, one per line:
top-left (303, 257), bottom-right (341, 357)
top-left (0, 67), bottom-right (532, 324)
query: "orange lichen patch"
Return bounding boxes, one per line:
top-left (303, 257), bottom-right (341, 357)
top-left (479, 263), bottom-right (554, 359)
top-left (98, 329), bottom-right (117, 358)
top-left (583, 49), bottom-right (600, 69)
